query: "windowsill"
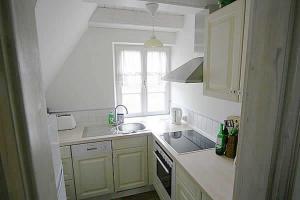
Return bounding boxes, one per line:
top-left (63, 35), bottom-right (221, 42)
top-left (125, 113), bottom-right (170, 118)
top-left (124, 114), bottom-right (170, 124)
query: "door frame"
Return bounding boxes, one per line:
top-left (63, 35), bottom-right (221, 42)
top-left (233, 0), bottom-right (299, 199)
top-left (0, 0), bottom-right (57, 199)
top-left (1, 0), bottom-right (300, 199)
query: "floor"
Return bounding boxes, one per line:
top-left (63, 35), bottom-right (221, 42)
top-left (116, 191), bottom-right (160, 200)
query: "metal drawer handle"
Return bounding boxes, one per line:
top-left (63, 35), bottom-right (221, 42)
top-left (87, 147), bottom-right (97, 151)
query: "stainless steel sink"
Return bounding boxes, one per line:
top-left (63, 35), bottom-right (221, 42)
top-left (117, 123), bottom-right (146, 133)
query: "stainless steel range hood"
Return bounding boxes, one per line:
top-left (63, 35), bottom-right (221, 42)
top-left (162, 57), bottom-right (203, 83)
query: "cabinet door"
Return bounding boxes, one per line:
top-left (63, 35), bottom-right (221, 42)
top-left (65, 180), bottom-right (76, 200)
top-left (113, 146), bottom-right (148, 192)
top-left (73, 153), bottom-right (114, 199)
top-left (204, 0), bottom-right (245, 102)
top-left (176, 178), bottom-right (199, 200)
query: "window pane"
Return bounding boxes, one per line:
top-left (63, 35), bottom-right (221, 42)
top-left (146, 50), bottom-right (168, 113)
top-left (147, 93), bottom-right (166, 112)
top-left (120, 50), bottom-right (142, 73)
top-left (118, 49), bottom-right (143, 114)
top-left (121, 75), bottom-right (142, 93)
top-left (147, 51), bottom-right (167, 73)
top-left (122, 94), bottom-right (142, 114)
top-left (147, 74), bottom-right (166, 93)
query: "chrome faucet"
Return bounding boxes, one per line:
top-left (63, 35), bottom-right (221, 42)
top-left (114, 105), bottom-right (128, 125)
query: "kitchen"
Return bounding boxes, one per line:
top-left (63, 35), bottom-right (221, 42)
top-left (36, 1), bottom-right (244, 200)
top-left (1, 0), bottom-right (299, 200)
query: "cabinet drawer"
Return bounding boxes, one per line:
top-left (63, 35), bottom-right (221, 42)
top-left (176, 164), bottom-right (201, 198)
top-left (62, 157), bottom-right (73, 181)
top-left (112, 136), bottom-right (147, 150)
top-left (72, 141), bottom-right (112, 157)
top-left (60, 146), bottom-right (71, 159)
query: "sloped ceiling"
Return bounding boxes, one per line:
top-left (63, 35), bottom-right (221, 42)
top-left (35, 0), bottom-right (97, 90)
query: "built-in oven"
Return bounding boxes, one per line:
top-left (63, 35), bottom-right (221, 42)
top-left (153, 141), bottom-right (175, 200)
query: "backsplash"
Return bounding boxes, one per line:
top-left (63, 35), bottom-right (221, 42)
top-left (53, 108), bottom-right (113, 127)
top-left (179, 106), bottom-right (221, 141)
top-left (53, 107), bottom-right (221, 141)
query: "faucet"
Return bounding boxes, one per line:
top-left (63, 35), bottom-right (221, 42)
top-left (114, 104), bottom-right (128, 125)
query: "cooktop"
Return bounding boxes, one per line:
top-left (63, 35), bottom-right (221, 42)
top-left (160, 130), bottom-right (215, 153)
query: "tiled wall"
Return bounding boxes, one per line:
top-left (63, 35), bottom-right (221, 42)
top-left (54, 108), bottom-right (113, 127)
top-left (180, 106), bottom-right (222, 141)
top-left (54, 106), bottom-right (221, 141)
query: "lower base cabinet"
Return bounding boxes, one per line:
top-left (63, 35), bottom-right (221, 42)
top-left (176, 178), bottom-right (199, 200)
top-left (72, 142), bottom-right (114, 200)
top-left (176, 164), bottom-right (212, 200)
top-left (65, 180), bottom-right (76, 200)
top-left (113, 146), bottom-right (148, 192)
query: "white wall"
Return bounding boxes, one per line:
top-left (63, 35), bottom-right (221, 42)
top-left (171, 14), bottom-right (241, 123)
top-left (35, 0), bottom-right (97, 89)
top-left (46, 27), bottom-right (176, 112)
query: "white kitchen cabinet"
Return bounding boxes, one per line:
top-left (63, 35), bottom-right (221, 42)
top-left (176, 163), bottom-right (214, 200)
top-left (176, 164), bottom-right (201, 200)
top-left (113, 146), bottom-right (148, 192)
top-left (62, 158), bottom-right (73, 181)
top-left (204, 0), bottom-right (245, 102)
top-left (60, 146), bottom-right (76, 200)
top-left (176, 178), bottom-right (199, 200)
top-left (72, 142), bottom-right (114, 199)
top-left (65, 180), bottom-right (76, 200)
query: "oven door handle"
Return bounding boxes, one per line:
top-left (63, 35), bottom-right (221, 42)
top-left (153, 151), bottom-right (170, 174)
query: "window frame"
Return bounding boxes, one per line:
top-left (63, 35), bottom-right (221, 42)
top-left (114, 44), bottom-right (171, 117)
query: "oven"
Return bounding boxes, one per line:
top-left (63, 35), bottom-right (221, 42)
top-left (153, 141), bottom-right (175, 200)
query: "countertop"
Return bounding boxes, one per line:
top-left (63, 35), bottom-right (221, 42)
top-left (58, 115), bottom-right (234, 200)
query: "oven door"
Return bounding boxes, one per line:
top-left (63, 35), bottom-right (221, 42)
top-left (154, 150), bottom-right (172, 197)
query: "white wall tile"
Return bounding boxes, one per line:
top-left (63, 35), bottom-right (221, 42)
top-left (206, 119), bottom-right (213, 136)
top-left (56, 108), bottom-right (112, 127)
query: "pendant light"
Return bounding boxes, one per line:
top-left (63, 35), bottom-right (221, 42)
top-left (144, 3), bottom-right (163, 48)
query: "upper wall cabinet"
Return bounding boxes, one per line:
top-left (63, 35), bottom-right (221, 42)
top-left (204, 0), bottom-right (245, 102)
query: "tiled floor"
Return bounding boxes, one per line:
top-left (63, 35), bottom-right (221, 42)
top-left (115, 191), bottom-right (160, 200)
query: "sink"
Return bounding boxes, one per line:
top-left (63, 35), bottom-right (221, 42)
top-left (82, 125), bottom-right (116, 138)
top-left (117, 123), bottom-right (146, 133)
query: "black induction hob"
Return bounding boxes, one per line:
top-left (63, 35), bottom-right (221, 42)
top-left (160, 130), bottom-right (215, 153)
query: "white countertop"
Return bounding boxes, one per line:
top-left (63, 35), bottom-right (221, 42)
top-left (58, 115), bottom-right (234, 200)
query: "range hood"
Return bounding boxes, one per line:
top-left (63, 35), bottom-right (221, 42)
top-left (162, 57), bottom-right (203, 83)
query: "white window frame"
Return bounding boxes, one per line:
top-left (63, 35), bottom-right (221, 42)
top-left (113, 44), bottom-right (171, 117)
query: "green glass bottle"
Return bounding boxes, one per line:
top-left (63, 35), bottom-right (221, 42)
top-left (108, 112), bottom-right (115, 125)
top-left (216, 124), bottom-right (226, 155)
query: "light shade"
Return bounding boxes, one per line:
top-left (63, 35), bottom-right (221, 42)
top-left (144, 36), bottom-right (163, 48)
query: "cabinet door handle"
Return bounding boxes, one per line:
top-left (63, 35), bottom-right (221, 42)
top-left (87, 147), bottom-right (97, 151)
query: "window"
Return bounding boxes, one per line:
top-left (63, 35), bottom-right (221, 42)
top-left (114, 45), bottom-right (170, 117)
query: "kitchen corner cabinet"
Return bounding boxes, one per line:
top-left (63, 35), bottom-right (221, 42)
top-left (60, 146), bottom-right (76, 200)
top-left (176, 179), bottom-right (199, 200)
top-left (176, 164), bottom-right (212, 200)
top-left (72, 143), bottom-right (114, 199)
top-left (204, 0), bottom-right (245, 102)
top-left (112, 136), bottom-right (148, 192)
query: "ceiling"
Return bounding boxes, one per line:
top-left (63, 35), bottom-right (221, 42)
top-left (83, 0), bottom-right (215, 14)
top-left (36, 0), bottom-right (214, 91)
